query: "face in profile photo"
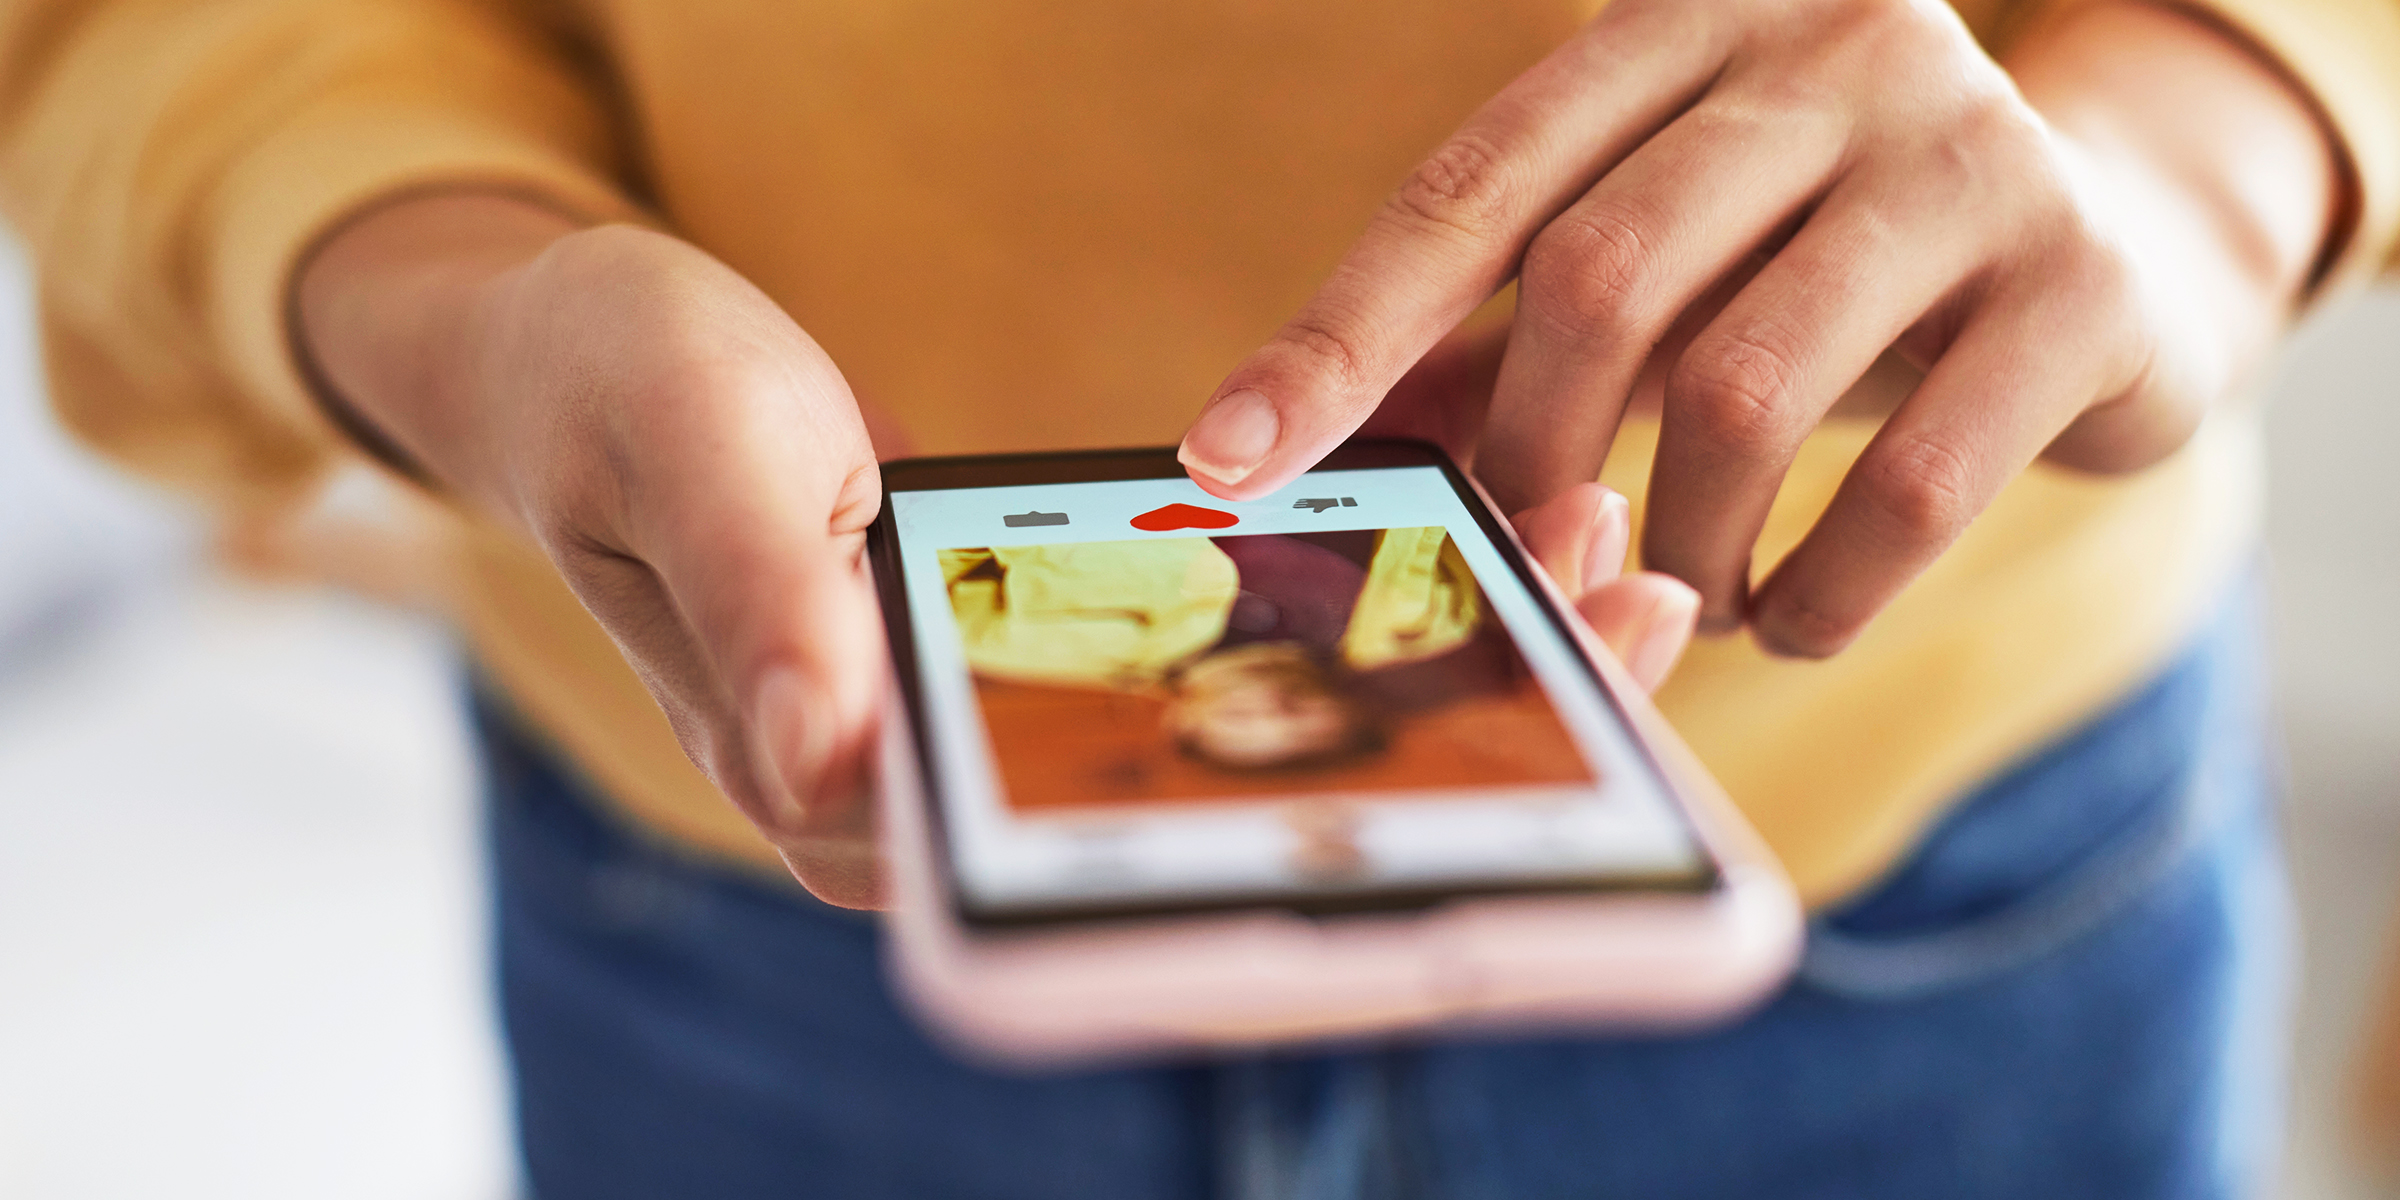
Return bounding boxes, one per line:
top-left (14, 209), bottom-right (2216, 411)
top-left (1165, 642), bottom-right (1384, 771)
top-left (950, 530), bottom-right (1590, 808)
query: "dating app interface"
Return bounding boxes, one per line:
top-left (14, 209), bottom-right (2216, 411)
top-left (891, 466), bottom-right (1705, 912)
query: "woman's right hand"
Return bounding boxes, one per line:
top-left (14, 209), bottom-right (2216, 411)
top-left (298, 194), bottom-right (889, 907)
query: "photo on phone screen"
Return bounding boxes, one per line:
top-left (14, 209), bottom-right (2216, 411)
top-left (880, 449), bottom-right (1711, 921)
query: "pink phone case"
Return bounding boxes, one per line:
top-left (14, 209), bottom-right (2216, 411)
top-left (877, 481), bottom-right (1802, 1067)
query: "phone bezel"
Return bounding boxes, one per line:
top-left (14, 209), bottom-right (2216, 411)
top-left (867, 439), bottom-right (1721, 930)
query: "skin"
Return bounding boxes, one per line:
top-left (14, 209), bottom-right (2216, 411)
top-left (298, 204), bottom-right (1692, 908)
top-left (1180, 0), bottom-right (2338, 655)
top-left (300, 0), bottom-right (2333, 908)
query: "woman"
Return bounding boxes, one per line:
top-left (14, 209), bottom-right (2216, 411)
top-left (1, 0), bottom-right (2388, 1193)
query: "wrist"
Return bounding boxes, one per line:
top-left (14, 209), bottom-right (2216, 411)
top-left (2006, 2), bottom-right (2338, 325)
top-left (296, 191), bottom-right (583, 504)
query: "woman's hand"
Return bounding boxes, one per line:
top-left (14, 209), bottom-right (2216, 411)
top-left (296, 194), bottom-right (1694, 910)
top-left (1513, 482), bottom-right (1701, 691)
top-left (1368, 323), bottom-right (1701, 689)
top-left (299, 195), bottom-right (888, 906)
top-left (1181, 0), bottom-right (2335, 657)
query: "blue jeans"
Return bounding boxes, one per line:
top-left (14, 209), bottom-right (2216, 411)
top-left (481, 587), bottom-right (2287, 1199)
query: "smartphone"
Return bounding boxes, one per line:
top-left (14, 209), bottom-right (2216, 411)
top-left (867, 439), bottom-right (1799, 1064)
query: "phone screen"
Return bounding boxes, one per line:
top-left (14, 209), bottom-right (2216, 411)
top-left (878, 446), bottom-right (1712, 923)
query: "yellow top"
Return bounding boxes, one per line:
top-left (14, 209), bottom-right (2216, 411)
top-left (3, 0), bottom-right (2396, 904)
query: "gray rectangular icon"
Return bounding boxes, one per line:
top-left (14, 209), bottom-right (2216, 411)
top-left (1003, 510), bottom-right (1070, 528)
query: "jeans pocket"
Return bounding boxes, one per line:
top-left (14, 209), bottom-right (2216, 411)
top-left (1798, 769), bottom-right (2239, 1000)
top-left (1797, 593), bottom-right (2268, 1001)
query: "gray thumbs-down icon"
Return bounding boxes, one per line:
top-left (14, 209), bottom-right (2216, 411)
top-left (1003, 511), bottom-right (1070, 528)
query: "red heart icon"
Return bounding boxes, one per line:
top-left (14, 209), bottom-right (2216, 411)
top-left (1129, 503), bottom-right (1239, 531)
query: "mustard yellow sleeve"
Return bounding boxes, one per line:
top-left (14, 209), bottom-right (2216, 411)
top-left (0, 0), bottom-right (644, 508)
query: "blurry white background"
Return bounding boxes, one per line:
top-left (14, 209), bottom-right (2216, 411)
top-left (0, 233), bottom-right (510, 1198)
top-left (0, 229), bottom-right (2392, 1198)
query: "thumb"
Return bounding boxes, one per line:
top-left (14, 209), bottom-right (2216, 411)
top-left (1510, 481), bottom-right (1630, 596)
top-left (1578, 573), bottom-right (1699, 694)
top-left (1511, 481), bottom-right (1692, 692)
top-left (627, 352), bottom-right (887, 838)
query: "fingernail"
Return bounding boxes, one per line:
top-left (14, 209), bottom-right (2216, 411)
top-left (1581, 491), bottom-right (1631, 593)
top-left (1695, 561), bottom-right (1752, 637)
top-left (1626, 587), bottom-right (1699, 688)
top-left (751, 665), bottom-right (831, 818)
top-left (1179, 389), bottom-right (1280, 486)
top-left (1751, 595), bottom-right (1851, 660)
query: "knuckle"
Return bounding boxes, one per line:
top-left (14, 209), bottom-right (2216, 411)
top-left (1389, 132), bottom-right (1520, 241)
top-left (1520, 203), bottom-right (1662, 339)
top-left (1274, 309), bottom-right (1377, 399)
top-left (1935, 97), bottom-right (2036, 181)
top-left (1855, 435), bottom-right (1979, 546)
top-left (1864, 94), bottom-right (2041, 222)
top-left (1955, 91), bottom-right (2041, 153)
top-left (2058, 236), bottom-right (2139, 311)
top-left (1782, 0), bottom-right (1959, 78)
top-left (1671, 325), bottom-right (1808, 452)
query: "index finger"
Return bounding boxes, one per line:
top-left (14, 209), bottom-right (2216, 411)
top-left (1177, 0), bottom-right (1728, 499)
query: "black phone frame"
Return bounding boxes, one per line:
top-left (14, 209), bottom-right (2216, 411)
top-left (867, 438), bottom-right (1720, 930)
